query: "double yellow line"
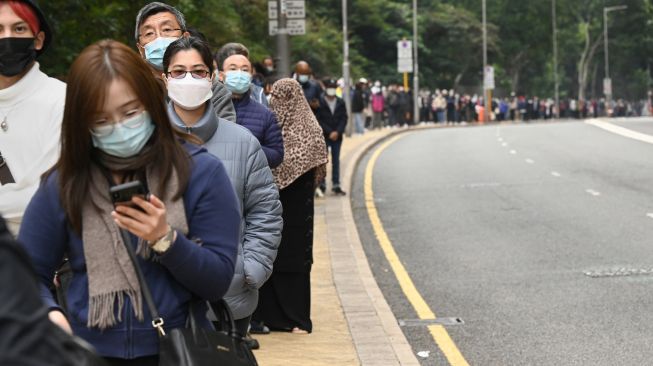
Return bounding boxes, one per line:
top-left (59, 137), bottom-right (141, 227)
top-left (363, 133), bottom-right (469, 366)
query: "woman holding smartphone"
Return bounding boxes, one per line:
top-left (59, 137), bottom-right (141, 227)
top-left (18, 40), bottom-right (241, 366)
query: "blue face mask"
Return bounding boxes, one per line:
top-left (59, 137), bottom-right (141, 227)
top-left (91, 112), bottom-right (156, 158)
top-left (297, 74), bottom-right (309, 84)
top-left (224, 70), bottom-right (252, 94)
top-left (143, 37), bottom-right (177, 70)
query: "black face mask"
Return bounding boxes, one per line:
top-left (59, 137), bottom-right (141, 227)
top-left (0, 38), bottom-right (37, 77)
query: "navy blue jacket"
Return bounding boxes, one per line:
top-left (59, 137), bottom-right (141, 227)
top-left (232, 92), bottom-right (284, 168)
top-left (316, 96), bottom-right (348, 140)
top-left (18, 143), bottom-right (241, 359)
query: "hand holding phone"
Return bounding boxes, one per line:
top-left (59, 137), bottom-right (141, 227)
top-left (109, 181), bottom-right (169, 242)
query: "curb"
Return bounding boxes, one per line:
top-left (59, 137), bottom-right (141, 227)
top-left (325, 126), bottom-right (436, 365)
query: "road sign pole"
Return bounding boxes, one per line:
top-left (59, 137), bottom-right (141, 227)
top-left (412, 0), bottom-right (419, 125)
top-left (482, 0), bottom-right (489, 123)
top-left (276, 0), bottom-right (290, 77)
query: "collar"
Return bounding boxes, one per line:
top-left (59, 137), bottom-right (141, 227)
top-left (0, 62), bottom-right (44, 105)
top-left (232, 90), bottom-right (251, 107)
top-left (167, 101), bottom-right (219, 143)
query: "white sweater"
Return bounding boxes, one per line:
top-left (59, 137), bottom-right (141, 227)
top-left (0, 63), bottom-right (66, 219)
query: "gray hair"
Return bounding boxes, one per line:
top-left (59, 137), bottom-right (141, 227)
top-left (134, 2), bottom-right (187, 42)
top-left (215, 42), bottom-right (250, 71)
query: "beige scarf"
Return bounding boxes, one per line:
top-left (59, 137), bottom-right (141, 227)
top-left (82, 157), bottom-right (188, 329)
top-left (270, 78), bottom-right (328, 189)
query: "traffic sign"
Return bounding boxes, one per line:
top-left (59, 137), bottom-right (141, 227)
top-left (603, 78), bottom-right (612, 96)
top-left (398, 58), bottom-right (413, 73)
top-left (397, 40), bottom-right (413, 73)
top-left (269, 19), bottom-right (306, 36)
top-left (484, 65), bottom-right (495, 90)
top-left (268, 0), bottom-right (306, 19)
top-left (397, 40), bottom-right (412, 59)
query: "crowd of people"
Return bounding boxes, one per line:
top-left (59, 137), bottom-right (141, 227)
top-left (0, 1), bottom-right (347, 364)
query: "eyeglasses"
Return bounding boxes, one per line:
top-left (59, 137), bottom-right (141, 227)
top-left (139, 28), bottom-right (182, 44)
top-left (167, 70), bottom-right (211, 79)
top-left (90, 112), bottom-right (146, 137)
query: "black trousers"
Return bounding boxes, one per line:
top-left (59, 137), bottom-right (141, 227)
top-left (104, 356), bottom-right (158, 366)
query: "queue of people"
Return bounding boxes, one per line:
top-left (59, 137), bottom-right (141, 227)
top-left (0, 1), bottom-right (339, 364)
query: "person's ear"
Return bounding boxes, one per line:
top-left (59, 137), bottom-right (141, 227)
top-left (182, 31), bottom-right (190, 38)
top-left (34, 31), bottom-right (45, 51)
top-left (219, 71), bottom-right (225, 83)
top-left (161, 73), bottom-right (168, 87)
top-left (136, 43), bottom-right (146, 57)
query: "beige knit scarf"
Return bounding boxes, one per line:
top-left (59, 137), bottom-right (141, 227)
top-left (82, 156), bottom-right (188, 330)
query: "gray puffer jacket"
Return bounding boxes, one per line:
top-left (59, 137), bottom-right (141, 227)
top-left (168, 101), bottom-right (283, 320)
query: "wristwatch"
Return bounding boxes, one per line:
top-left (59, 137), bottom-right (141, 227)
top-left (151, 227), bottom-right (175, 254)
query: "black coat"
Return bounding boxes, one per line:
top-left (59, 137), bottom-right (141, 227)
top-left (0, 217), bottom-right (106, 365)
top-left (316, 96), bottom-right (348, 139)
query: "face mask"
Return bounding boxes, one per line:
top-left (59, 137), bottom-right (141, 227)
top-left (0, 38), bottom-right (37, 77)
top-left (326, 88), bottom-right (337, 97)
top-left (224, 70), bottom-right (252, 95)
top-left (91, 112), bottom-right (155, 158)
top-left (143, 37), bottom-right (177, 70)
top-left (297, 74), bottom-right (309, 84)
top-left (167, 73), bottom-right (213, 110)
top-left (265, 66), bottom-right (274, 73)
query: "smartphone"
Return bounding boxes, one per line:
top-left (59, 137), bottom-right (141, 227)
top-left (109, 181), bottom-right (150, 210)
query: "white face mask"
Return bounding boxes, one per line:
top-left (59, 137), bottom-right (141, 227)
top-left (326, 88), bottom-right (337, 97)
top-left (167, 73), bottom-right (213, 110)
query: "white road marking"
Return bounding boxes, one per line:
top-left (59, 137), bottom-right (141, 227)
top-left (525, 159), bottom-right (535, 164)
top-left (498, 138), bottom-right (503, 142)
top-left (646, 213), bottom-right (653, 219)
top-left (586, 119), bottom-right (653, 145)
top-left (585, 189), bottom-right (601, 196)
top-left (510, 150), bottom-right (517, 155)
top-left (551, 171), bottom-right (561, 177)
top-left (501, 142), bottom-right (508, 147)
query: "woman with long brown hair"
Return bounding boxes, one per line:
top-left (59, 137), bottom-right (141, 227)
top-left (18, 39), bottom-right (241, 365)
top-left (252, 78), bottom-right (327, 334)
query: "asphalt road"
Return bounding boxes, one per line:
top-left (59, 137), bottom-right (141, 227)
top-left (352, 119), bottom-right (653, 365)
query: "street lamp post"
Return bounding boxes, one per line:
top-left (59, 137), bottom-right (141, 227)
top-left (552, 0), bottom-right (559, 119)
top-left (481, 0), bottom-right (490, 123)
top-left (342, 0), bottom-right (353, 137)
top-left (276, 0), bottom-right (290, 77)
top-left (603, 5), bottom-right (627, 114)
top-left (412, 0), bottom-right (419, 125)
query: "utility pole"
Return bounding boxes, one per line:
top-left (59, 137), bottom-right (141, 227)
top-left (412, 0), bottom-right (419, 125)
top-left (342, 0), bottom-right (353, 137)
top-left (276, 0), bottom-right (290, 77)
top-left (603, 5), bottom-right (627, 114)
top-left (482, 0), bottom-right (489, 123)
top-left (552, 0), bottom-right (559, 118)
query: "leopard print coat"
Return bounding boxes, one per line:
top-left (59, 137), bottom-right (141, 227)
top-left (269, 78), bottom-right (328, 190)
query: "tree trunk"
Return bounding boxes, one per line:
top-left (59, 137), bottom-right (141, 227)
top-left (577, 22), bottom-right (602, 102)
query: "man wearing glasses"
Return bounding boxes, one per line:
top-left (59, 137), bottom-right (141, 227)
top-left (134, 2), bottom-right (236, 123)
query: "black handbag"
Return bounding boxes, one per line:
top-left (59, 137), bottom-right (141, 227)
top-left (118, 229), bottom-right (258, 366)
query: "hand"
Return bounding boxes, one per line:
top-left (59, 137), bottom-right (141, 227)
top-left (310, 99), bottom-right (320, 110)
top-left (111, 195), bottom-right (169, 243)
top-left (49, 310), bottom-right (73, 335)
top-left (329, 131), bottom-right (339, 141)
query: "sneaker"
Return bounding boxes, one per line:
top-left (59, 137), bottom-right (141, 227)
top-left (249, 320), bottom-right (270, 334)
top-left (332, 187), bottom-right (347, 196)
top-left (244, 335), bottom-right (260, 350)
top-left (315, 188), bottom-right (324, 198)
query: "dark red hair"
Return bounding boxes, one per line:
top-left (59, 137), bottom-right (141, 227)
top-left (6, 1), bottom-right (40, 35)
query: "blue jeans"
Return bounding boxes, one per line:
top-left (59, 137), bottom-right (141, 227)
top-left (326, 138), bottom-right (342, 188)
top-left (353, 113), bottom-right (365, 134)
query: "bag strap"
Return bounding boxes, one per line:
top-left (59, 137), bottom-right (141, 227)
top-left (208, 299), bottom-right (242, 338)
top-left (118, 228), bottom-right (166, 337)
top-left (0, 150), bottom-right (15, 185)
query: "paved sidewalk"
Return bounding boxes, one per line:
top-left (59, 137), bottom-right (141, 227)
top-left (254, 128), bottom-right (421, 366)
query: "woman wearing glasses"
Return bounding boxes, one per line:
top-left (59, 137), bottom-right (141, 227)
top-left (161, 36), bottom-right (283, 346)
top-left (18, 39), bottom-right (241, 366)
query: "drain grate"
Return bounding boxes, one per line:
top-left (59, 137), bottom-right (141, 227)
top-left (398, 318), bottom-right (464, 327)
top-left (584, 267), bottom-right (653, 278)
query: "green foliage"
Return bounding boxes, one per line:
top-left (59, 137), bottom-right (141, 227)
top-left (35, 0), bottom-right (653, 99)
